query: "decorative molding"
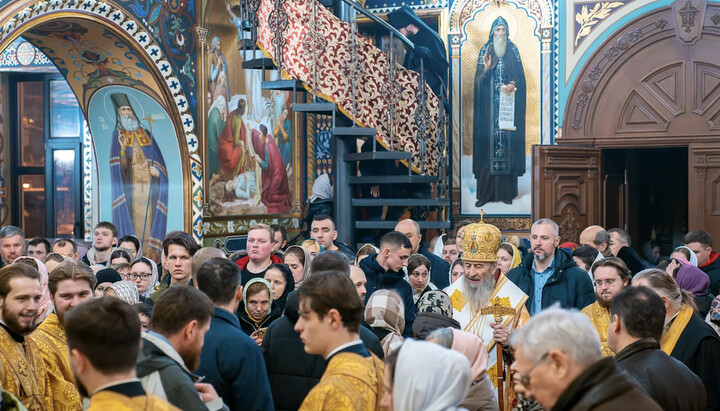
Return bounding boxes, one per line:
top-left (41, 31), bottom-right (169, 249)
top-left (82, 121), bottom-right (92, 240)
top-left (573, 1), bottom-right (627, 50)
top-left (203, 216), bottom-right (300, 238)
top-left (0, 0), bottom-right (203, 243)
top-left (483, 217), bottom-right (532, 231)
top-left (672, 0), bottom-right (706, 43)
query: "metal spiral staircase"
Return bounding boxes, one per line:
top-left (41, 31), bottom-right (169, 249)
top-left (234, 0), bottom-right (452, 247)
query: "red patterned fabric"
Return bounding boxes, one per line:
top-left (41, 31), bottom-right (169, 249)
top-left (257, 0), bottom-right (440, 175)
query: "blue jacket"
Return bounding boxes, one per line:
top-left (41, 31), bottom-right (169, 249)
top-left (359, 254), bottom-right (416, 337)
top-left (507, 248), bottom-right (595, 313)
top-left (419, 243), bottom-right (450, 290)
top-left (196, 307), bottom-right (274, 411)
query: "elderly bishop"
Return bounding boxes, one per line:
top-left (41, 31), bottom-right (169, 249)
top-left (444, 219), bottom-right (530, 409)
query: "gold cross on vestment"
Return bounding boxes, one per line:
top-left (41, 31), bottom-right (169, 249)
top-left (479, 209), bottom-right (486, 222)
top-left (480, 297), bottom-right (516, 322)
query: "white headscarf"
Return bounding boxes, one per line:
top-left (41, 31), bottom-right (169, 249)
top-left (432, 233), bottom-right (446, 258)
top-left (394, 339), bottom-right (471, 411)
top-left (674, 246), bottom-right (699, 267)
top-left (309, 173), bottom-right (332, 203)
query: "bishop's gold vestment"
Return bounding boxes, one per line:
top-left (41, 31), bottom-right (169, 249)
top-left (0, 325), bottom-right (53, 410)
top-left (29, 313), bottom-right (82, 410)
top-left (581, 301), bottom-right (614, 357)
top-left (299, 352), bottom-right (385, 411)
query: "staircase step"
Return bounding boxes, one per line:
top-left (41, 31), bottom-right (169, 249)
top-left (351, 198), bottom-right (450, 207)
top-left (333, 126), bottom-right (376, 137)
top-left (356, 220), bottom-right (452, 230)
top-left (349, 175), bottom-right (436, 184)
top-left (237, 39), bottom-right (257, 50)
top-left (293, 103), bottom-right (336, 114)
top-left (344, 152), bottom-right (411, 161)
top-left (261, 80), bottom-right (304, 91)
top-left (242, 58), bottom-right (276, 70)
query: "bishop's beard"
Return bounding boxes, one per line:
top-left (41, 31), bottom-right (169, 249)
top-left (119, 114), bottom-right (140, 132)
top-left (493, 35), bottom-right (507, 59)
top-left (463, 273), bottom-right (495, 309)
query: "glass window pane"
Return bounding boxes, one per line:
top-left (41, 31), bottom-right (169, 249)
top-left (50, 80), bottom-right (80, 138)
top-left (53, 150), bottom-right (76, 237)
top-left (18, 81), bottom-right (45, 167)
top-left (20, 175), bottom-right (45, 237)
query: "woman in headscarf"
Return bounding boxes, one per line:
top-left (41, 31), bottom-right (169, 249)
top-left (671, 261), bottom-right (713, 317)
top-left (412, 291), bottom-right (461, 339)
top-left (428, 328), bottom-right (497, 410)
top-left (380, 339), bottom-right (471, 411)
top-left (356, 243), bottom-right (379, 265)
top-left (497, 242), bottom-right (522, 276)
top-left (264, 263), bottom-right (294, 313)
top-left (671, 246), bottom-right (698, 267)
top-left (284, 245), bottom-right (310, 289)
top-left (130, 257), bottom-right (159, 303)
top-left (448, 258), bottom-right (465, 288)
top-left (106, 281), bottom-right (140, 305)
top-left (407, 254), bottom-right (436, 305)
top-left (109, 248), bottom-right (133, 266)
top-left (14, 256), bottom-right (52, 325)
top-left (238, 278), bottom-right (281, 343)
top-left (364, 290), bottom-right (405, 356)
top-left (300, 239), bottom-right (323, 260)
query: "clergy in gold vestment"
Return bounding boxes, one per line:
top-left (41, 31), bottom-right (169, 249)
top-left (580, 257), bottom-right (631, 357)
top-left (296, 271), bottom-right (384, 411)
top-left (64, 297), bottom-right (179, 411)
top-left (30, 261), bottom-right (97, 411)
top-left (0, 264), bottom-right (53, 410)
top-left (442, 219), bottom-right (529, 411)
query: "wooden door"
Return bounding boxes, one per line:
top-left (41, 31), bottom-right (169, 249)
top-left (688, 143), bottom-right (720, 242)
top-left (532, 145), bottom-right (602, 244)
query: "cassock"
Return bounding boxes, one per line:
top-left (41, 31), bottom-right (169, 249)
top-left (444, 274), bottom-right (529, 408)
top-left (472, 17), bottom-right (527, 207)
top-left (0, 323), bottom-right (53, 410)
top-left (661, 304), bottom-right (720, 410)
top-left (581, 301), bottom-right (614, 357)
top-left (30, 313), bottom-right (83, 410)
top-left (299, 348), bottom-right (384, 410)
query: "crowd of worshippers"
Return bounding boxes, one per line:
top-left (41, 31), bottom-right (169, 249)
top-left (0, 214), bottom-right (717, 411)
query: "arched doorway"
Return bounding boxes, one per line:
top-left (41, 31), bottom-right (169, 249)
top-left (536, 0), bottom-right (720, 249)
top-left (0, 0), bottom-right (200, 258)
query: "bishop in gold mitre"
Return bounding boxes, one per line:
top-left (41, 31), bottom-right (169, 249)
top-left (443, 217), bottom-right (530, 410)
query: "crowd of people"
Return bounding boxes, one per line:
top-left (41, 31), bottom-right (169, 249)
top-left (0, 213), bottom-right (717, 410)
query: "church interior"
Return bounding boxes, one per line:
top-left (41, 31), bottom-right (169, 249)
top-left (0, 0), bottom-right (716, 252)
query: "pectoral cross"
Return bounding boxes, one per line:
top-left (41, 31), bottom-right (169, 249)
top-left (481, 297), bottom-right (516, 411)
top-left (142, 114), bottom-right (156, 135)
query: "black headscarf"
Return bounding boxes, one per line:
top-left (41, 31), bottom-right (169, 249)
top-left (268, 263), bottom-right (294, 314)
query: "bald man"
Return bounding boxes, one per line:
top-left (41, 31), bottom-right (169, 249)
top-left (395, 219), bottom-right (450, 289)
top-left (579, 225), bottom-right (612, 257)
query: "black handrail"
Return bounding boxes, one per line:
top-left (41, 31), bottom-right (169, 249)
top-left (340, 0), bottom-right (415, 50)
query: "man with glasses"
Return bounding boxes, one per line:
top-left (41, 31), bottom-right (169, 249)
top-left (580, 257), bottom-right (631, 356)
top-left (510, 307), bottom-right (661, 410)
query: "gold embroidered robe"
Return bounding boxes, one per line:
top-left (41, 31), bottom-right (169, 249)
top-left (581, 301), bottom-right (614, 357)
top-left (299, 352), bottom-right (384, 411)
top-left (88, 391), bottom-right (180, 411)
top-left (29, 313), bottom-right (82, 410)
top-left (0, 326), bottom-right (52, 410)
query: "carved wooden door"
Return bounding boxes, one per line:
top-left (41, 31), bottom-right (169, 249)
top-left (532, 145), bottom-right (601, 244)
top-left (688, 143), bottom-right (720, 242)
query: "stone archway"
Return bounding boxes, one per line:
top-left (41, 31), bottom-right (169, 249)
top-left (0, 0), bottom-right (204, 244)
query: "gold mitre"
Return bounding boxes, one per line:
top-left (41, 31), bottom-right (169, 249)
top-left (459, 212), bottom-right (501, 262)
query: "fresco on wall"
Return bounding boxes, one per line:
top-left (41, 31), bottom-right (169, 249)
top-left (88, 85), bottom-right (184, 260)
top-left (458, 5), bottom-right (541, 216)
top-left (204, 0), bottom-right (297, 217)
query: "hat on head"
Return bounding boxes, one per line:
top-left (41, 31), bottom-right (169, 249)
top-left (95, 268), bottom-right (122, 289)
top-left (387, 6), bottom-right (419, 30)
top-left (110, 93), bottom-right (132, 111)
top-left (459, 214), bottom-right (501, 263)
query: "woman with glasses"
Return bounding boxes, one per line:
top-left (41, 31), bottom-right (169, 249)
top-left (130, 257), bottom-right (159, 303)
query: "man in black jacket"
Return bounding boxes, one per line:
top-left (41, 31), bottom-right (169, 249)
top-left (396, 218), bottom-right (450, 289)
top-left (609, 287), bottom-right (706, 410)
top-left (507, 218), bottom-right (595, 316)
top-left (359, 231), bottom-right (416, 336)
top-left (685, 229), bottom-right (720, 296)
